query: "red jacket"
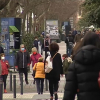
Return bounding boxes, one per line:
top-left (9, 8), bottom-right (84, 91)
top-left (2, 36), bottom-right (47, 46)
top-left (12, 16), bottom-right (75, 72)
top-left (1, 60), bottom-right (9, 75)
top-left (30, 53), bottom-right (41, 67)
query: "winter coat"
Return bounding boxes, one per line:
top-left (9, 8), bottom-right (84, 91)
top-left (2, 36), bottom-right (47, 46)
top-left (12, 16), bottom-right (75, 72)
top-left (30, 53), bottom-right (41, 67)
top-left (33, 39), bottom-right (38, 50)
top-left (63, 45), bottom-right (100, 100)
top-left (46, 52), bottom-right (63, 81)
top-left (15, 50), bottom-right (30, 68)
top-left (1, 60), bottom-right (9, 75)
top-left (65, 35), bottom-right (74, 48)
top-left (63, 58), bottom-right (71, 74)
top-left (33, 62), bottom-right (45, 78)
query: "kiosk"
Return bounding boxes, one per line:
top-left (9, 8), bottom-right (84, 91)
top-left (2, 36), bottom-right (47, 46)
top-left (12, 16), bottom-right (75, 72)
top-left (1, 18), bottom-right (21, 67)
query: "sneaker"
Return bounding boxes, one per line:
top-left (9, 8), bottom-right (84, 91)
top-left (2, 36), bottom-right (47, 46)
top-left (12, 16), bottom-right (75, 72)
top-left (4, 89), bottom-right (7, 93)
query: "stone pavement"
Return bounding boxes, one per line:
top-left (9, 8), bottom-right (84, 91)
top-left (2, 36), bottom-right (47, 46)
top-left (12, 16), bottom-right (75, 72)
top-left (4, 76), bottom-right (65, 100)
top-left (3, 42), bottom-right (67, 100)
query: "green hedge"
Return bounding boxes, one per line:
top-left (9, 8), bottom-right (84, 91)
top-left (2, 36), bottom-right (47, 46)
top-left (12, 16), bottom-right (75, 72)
top-left (22, 33), bottom-right (41, 53)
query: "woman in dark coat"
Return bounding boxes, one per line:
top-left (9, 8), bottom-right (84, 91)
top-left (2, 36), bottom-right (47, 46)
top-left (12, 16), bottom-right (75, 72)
top-left (46, 42), bottom-right (63, 100)
top-left (63, 32), bottom-right (100, 100)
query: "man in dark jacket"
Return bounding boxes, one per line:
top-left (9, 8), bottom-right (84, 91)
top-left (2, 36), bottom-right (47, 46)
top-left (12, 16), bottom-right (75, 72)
top-left (65, 33), bottom-right (74, 57)
top-left (15, 44), bottom-right (30, 84)
top-left (46, 42), bottom-right (63, 100)
top-left (33, 37), bottom-right (39, 51)
top-left (38, 35), bottom-right (44, 55)
top-left (44, 34), bottom-right (50, 58)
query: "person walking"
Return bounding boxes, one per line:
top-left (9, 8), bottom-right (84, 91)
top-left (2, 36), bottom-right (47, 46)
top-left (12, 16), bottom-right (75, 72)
top-left (15, 44), bottom-right (30, 84)
top-left (0, 53), bottom-right (9, 93)
top-left (44, 34), bottom-right (50, 58)
top-left (33, 37), bottom-right (39, 51)
top-left (38, 35), bottom-right (44, 55)
top-left (63, 32), bottom-right (100, 100)
top-left (33, 57), bottom-right (45, 94)
top-left (46, 42), bottom-right (63, 100)
top-left (30, 47), bottom-right (41, 84)
top-left (65, 33), bottom-right (74, 57)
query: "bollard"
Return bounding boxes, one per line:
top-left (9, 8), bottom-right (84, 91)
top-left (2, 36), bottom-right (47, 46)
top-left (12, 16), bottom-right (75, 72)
top-left (20, 73), bottom-right (23, 95)
top-left (10, 72), bottom-right (12, 91)
top-left (45, 79), bottom-right (48, 91)
top-left (13, 75), bottom-right (16, 98)
top-left (0, 77), bottom-right (3, 100)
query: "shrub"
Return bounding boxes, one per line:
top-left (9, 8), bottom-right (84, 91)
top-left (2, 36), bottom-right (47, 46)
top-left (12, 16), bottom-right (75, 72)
top-left (22, 32), bottom-right (41, 53)
top-left (22, 34), bottom-right (34, 53)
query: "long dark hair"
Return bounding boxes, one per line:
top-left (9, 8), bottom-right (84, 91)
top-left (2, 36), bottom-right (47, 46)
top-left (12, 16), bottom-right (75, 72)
top-left (73, 32), bottom-right (100, 57)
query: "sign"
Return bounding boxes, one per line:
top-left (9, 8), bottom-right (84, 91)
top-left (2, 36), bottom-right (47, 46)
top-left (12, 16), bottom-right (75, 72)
top-left (1, 18), bottom-right (9, 54)
top-left (1, 19), bottom-right (9, 34)
top-left (46, 20), bottom-right (59, 39)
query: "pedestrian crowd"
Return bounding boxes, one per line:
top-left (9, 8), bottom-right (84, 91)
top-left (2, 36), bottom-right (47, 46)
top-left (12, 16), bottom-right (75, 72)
top-left (1, 29), bottom-right (100, 100)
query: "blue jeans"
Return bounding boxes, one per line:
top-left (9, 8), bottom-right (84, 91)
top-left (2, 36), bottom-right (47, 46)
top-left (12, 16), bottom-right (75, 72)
top-left (67, 46), bottom-right (72, 57)
top-left (35, 78), bottom-right (44, 94)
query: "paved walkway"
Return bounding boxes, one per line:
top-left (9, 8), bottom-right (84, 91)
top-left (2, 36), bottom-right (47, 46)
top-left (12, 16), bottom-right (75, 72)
top-left (3, 42), bottom-right (67, 100)
top-left (3, 93), bottom-right (64, 100)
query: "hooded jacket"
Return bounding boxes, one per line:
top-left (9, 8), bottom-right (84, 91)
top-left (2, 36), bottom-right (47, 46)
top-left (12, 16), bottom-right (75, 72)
top-left (63, 45), bottom-right (100, 100)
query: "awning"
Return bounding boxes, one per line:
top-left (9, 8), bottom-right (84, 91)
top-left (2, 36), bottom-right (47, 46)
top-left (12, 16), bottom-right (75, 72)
top-left (9, 26), bottom-right (19, 32)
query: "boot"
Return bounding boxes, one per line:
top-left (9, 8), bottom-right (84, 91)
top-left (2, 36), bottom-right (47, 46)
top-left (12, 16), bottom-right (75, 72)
top-left (4, 89), bottom-right (7, 93)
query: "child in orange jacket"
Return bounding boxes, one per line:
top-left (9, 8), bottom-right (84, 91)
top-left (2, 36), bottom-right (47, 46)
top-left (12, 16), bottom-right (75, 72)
top-left (33, 57), bottom-right (45, 94)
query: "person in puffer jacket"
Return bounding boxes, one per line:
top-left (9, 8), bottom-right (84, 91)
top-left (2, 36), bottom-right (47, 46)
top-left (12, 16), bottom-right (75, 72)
top-left (63, 32), bottom-right (100, 100)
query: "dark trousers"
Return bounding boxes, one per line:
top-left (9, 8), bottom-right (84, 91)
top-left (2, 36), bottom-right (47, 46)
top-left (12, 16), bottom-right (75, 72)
top-left (18, 68), bottom-right (28, 81)
top-left (1, 75), bottom-right (7, 89)
top-left (45, 47), bottom-right (49, 58)
top-left (49, 79), bottom-right (59, 97)
top-left (67, 46), bottom-right (72, 57)
top-left (35, 78), bottom-right (44, 94)
top-left (41, 46), bottom-right (43, 55)
top-left (65, 74), bottom-right (67, 79)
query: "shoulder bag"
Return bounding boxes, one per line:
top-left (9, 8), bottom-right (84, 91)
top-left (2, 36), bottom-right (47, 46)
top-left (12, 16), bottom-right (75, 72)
top-left (45, 52), bottom-right (58, 73)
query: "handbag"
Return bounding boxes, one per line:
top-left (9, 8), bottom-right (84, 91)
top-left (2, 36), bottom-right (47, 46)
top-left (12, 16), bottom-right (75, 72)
top-left (45, 52), bottom-right (58, 73)
top-left (32, 63), bottom-right (37, 77)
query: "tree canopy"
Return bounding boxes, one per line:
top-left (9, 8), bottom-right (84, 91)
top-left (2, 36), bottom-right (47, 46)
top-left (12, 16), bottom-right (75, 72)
top-left (79, 0), bottom-right (100, 28)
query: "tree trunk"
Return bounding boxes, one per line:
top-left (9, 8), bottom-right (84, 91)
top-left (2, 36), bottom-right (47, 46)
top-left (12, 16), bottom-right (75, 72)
top-left (29, 12), bottom-right (32, 34)
top-left (22, 14), bottom-right (26, 36)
